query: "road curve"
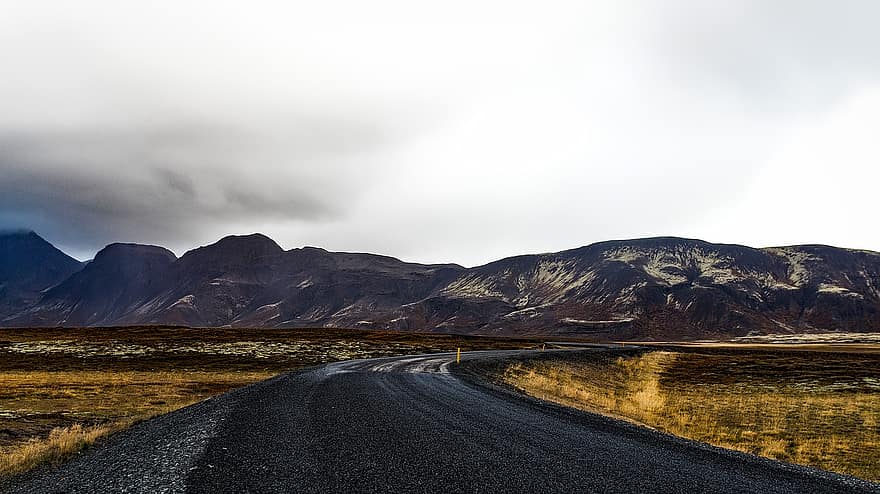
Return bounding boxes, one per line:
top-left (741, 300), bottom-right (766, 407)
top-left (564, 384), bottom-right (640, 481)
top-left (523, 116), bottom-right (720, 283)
top-left (5, 349), bottom-right (878, 494)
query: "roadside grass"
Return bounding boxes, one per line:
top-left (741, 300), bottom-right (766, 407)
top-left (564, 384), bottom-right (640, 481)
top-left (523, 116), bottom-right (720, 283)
top-left (0, 326), bottom-right (536, 480)
top-left (0, 370), bottom-right (272, 478)
top-left (2, 423), bottom-right (121, 478)
top-left (502, 349), bottom-right (880, 481)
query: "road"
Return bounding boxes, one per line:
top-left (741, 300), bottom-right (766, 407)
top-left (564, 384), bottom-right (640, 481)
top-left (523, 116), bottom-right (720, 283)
top-left (5, 349), bottom-right (878, 493)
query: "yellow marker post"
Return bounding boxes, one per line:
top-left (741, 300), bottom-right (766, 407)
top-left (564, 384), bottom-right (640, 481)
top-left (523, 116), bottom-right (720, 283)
top-left (456, 347), bottom-right (461, 364)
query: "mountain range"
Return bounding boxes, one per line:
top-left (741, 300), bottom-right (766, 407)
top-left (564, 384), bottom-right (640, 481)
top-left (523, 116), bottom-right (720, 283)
top-left (1, 230), bottom-right (879, 339)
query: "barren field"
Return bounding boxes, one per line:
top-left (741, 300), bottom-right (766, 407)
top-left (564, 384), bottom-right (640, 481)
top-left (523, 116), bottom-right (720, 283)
top-left (0, 326), bottom-right (533, 478)
top-left (502, 346), bottom-right (880, 481)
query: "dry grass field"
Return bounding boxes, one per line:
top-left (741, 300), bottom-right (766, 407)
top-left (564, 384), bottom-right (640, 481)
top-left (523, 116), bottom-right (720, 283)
top-left (0, 326), bottom-right (532, 479)
top-left (502, 346), bottom-right (880, 481)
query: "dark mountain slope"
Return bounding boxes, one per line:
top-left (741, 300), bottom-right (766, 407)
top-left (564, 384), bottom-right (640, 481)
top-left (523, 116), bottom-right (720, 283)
top-left (0, 231), bottom-right (83, 316)
top-left (1, 233), bottom-right (878, 339)
top-left (7, 243), bottom-right (177, 326)
top-left (392, 237), bottom-right (880, 338)
top-left (142, 239), bottom-right (465, 328)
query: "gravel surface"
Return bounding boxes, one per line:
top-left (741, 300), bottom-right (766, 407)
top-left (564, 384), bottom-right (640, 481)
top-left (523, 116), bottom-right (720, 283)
top-left (4, 349), bottom-right (878, 493)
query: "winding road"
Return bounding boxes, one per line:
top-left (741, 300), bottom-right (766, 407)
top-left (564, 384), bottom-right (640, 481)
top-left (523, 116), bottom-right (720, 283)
top-left (6, 349), bottom-right (878, 493)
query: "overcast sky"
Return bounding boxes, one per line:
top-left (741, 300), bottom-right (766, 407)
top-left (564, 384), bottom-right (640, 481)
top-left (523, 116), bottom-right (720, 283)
top-left (1, 1), bottom-right (879, 266)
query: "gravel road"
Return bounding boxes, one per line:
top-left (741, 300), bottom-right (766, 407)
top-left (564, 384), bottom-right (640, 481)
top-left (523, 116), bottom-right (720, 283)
top-left (5, 349), bottom-right (878, 493)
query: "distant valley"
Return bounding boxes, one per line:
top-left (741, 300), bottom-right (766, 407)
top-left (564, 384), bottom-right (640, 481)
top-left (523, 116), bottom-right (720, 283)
top-left (2, 230), bottom-right (879, 339)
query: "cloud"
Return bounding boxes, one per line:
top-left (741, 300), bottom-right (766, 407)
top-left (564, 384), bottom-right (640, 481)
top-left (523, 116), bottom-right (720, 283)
top-left (683, 86), bottom-right (880, 250)
top-left (0, 117), bottom-right (398, 255)
top-left (0, 1), bottom-right (879, 264)
top-left (645, 0), bottom-right (880, 111)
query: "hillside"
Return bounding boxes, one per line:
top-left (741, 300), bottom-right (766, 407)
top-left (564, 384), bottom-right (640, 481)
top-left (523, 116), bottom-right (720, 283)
top-left (2, 233), bottom-right (879, 339)
top-left (0, 231), bottom-right (83, 315)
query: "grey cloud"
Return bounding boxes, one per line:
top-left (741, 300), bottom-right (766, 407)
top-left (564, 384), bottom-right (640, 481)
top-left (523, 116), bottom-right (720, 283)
top-left (154, 168), bottom-right (196, 196)
top-left (649, 0), bottom-right (880, 110)
top-left (0, 116), bottom-right (397, 254)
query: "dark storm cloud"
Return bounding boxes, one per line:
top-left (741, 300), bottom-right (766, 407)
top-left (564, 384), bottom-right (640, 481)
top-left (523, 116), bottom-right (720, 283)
top-left (0, 117), bottom-right (393, 254)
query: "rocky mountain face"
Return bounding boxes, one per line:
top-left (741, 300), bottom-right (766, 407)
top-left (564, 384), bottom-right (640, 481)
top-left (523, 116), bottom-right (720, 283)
top-left (2, 233), bottom-right (879, 339)
top-left (394, 238), bottom-right (880, 338)
top-left (0, 231), bottom-right (83, 315)
top-left (2, 233), bottom-right (464, 330)
top-left (11, 243), bottom-right (178, 327)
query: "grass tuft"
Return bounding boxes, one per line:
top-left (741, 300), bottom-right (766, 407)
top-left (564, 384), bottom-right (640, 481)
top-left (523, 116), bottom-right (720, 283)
top-left (503, 350), bottom-right (880, 481)
top-left (1, 422), bottom-right (120, 477)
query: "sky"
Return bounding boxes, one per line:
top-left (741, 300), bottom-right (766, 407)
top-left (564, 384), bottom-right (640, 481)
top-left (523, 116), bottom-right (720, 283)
top-left (1, 1), bottom-right (879, 266)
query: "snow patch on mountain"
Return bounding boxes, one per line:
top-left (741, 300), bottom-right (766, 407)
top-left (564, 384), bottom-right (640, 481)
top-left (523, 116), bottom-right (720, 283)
top-left (560, 318), bottom-right (634, 325)
top-left (255, 301), bottom-right (283, 311)
top-left (502, 304), bottom-right (551, 319)
top-left (602, 246), bottom-right (747, 286)
top-left (533, 260), bottom-right (595, 291)
top-left (167, 295), bottom-right (195, 310)
top-left (442, 274), bottom-right (505, 299)
top-left (766, 247), bottom-right (821, 286)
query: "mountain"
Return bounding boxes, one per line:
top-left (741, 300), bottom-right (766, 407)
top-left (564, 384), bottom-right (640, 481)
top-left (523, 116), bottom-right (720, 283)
top-left (0, 231), bottom-right (83, 314)
top-left (3, 234), bottom-right (464, 330)
top-left (1, 233), bottom-right (879, 339)
top-left (397, 237), bottom-right (880, 338)
top-left (8, 243), bottom-right (178, 326)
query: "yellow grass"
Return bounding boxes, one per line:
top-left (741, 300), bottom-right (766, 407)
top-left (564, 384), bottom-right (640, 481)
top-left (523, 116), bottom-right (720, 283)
top-left (0, 370), bottom-right (274, 478)
top-left (2, 421), bottom-right (126, 477)
top-left (0, 370), bottom-right (272, 416)
top-left (503, 351), bottom-right (880, 481)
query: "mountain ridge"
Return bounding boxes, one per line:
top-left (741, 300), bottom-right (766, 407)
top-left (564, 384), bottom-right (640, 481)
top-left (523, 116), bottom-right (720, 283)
top-left (0, 231), bottom-right (84, 316)
top-left (1, 231), bottom-right (878, 339)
